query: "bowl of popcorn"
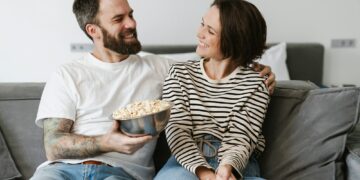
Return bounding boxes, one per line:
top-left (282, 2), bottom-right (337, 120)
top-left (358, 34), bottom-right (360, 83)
top-left (112, 100), bottom-right (172, 137)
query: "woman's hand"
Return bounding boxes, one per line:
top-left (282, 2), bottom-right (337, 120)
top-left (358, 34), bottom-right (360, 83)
top-left (196, 166), bottom-right (216, 180)
top-left (253, 63), bottom-right (276, 94)
top-left (216, 164), bottom-right (236, 180)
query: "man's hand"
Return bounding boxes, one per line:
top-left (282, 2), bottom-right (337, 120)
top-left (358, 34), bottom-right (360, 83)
top-left (196, 166), bottom-right (216, 180)
top-left (216, 164), bottom-right (236, 180)
top-left (100, 120), bottom-right (154, 154)
top-left (253, 63), bottom-right (276, 94)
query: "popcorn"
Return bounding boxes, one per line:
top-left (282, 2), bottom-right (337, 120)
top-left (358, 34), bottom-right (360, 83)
top-left (112, 100), bottom-right (171, 120)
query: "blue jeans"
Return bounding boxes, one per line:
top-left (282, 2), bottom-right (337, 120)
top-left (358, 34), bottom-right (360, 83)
top-left (30, 163), bottom-right (134, 180)
top-left (155, 135), bottom-right (265, 180)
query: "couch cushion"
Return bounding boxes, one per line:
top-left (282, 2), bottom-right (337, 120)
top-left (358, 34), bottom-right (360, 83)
top-left (260, 82), bottom-right (360, 180)
top-left (0, 129), bottom-right (21, 179)
top-left (0, 83), bottom-right (47, 180)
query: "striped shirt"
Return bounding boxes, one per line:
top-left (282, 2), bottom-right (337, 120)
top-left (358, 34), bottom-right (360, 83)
top-left (162, 59), bottom-right (270, 176)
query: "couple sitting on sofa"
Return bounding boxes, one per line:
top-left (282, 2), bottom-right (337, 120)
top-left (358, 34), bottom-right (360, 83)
top-left (31, 0), bottom-right (274, 180)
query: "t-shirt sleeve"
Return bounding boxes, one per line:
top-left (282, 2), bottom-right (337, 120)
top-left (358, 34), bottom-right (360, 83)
top-left (35, 67), bottom-right (77, 128)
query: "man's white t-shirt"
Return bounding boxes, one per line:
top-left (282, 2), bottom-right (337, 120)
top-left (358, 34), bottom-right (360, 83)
top-left (35, 53), bottom-right (172, 180)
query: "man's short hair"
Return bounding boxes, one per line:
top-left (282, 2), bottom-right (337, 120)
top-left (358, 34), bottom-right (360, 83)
top-left (73, 0), bottom-right (100, 40)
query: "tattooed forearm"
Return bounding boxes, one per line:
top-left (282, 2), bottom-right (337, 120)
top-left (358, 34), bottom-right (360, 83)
top-left (43, 118), bottom-right (102, 160)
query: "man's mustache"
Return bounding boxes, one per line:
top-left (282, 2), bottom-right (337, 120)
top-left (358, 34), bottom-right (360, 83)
top-left (119, 29), bottom-right (137, 38)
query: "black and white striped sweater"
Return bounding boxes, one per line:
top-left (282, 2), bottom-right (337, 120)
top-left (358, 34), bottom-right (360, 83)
top-left (162, 59), bottom-right (270, 175)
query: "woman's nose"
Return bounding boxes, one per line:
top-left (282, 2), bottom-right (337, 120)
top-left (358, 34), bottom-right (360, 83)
top-left (197, 26), bottom-right (205, 39)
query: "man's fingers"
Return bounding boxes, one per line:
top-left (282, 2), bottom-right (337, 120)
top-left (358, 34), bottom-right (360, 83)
top-left (126, 135), bottom-right (154, 145)
top-left (259, 65), bottom-right (271, 77)
top-left (115, 135), bottom-right (154, 154)
top-left (268, 81), bottom-right (276, 94)
top-left (111, 120), bottom-right (120, 132)
top-left (253, 62), bottom-right (261, 72)
top-left (265, 73), bottom-right (276, 95)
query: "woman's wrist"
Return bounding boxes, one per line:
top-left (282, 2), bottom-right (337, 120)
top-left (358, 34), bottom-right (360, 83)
top-left (196, 166), bottom-right (215, 179)
top-left (216, 164), bottom-right (237, 180)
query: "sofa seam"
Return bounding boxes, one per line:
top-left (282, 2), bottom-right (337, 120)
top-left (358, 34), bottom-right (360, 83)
top-left (0, 98), bottom-right (41, 101)
top-left (347, 89), bottom-right (360, 134)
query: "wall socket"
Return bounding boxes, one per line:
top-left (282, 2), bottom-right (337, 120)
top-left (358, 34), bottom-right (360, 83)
top-left (70, 43), bottom-right (93, 52)
top-left (331, 39), bottom-right (356, 48)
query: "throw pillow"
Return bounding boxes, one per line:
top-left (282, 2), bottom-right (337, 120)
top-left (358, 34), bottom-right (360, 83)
top-left (137, 51), bottom-right (154, 57)
top-left (259, 42), bottom-right (290, 80)
top-left (260, 82), bottom-right (360, 180)
top-left (159, 52), bottom-right (201, 62)
top-left (138, 51), bottom-right (200, 63)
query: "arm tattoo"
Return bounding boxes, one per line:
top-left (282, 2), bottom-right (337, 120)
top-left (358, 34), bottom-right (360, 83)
top-left (43, 118), bottom-right (102, 160)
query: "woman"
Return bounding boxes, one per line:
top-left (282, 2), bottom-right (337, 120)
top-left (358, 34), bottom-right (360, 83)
top-left (155, 0), bottom-right (269, 179)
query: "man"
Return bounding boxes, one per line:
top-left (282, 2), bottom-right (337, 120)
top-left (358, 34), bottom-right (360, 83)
top-left (31, 0), bottom-right (275, 179)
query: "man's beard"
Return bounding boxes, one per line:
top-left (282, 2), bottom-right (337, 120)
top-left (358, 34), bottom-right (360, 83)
top-left (100, 26), bottom-right (142, 55)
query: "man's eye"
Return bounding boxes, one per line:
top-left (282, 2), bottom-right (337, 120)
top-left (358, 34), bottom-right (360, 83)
top-left (115, 18), bottom-right (123, 22)
top-left (200, 22), bottom-right (204, 27)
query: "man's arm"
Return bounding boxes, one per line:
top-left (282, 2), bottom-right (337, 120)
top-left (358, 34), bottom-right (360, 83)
top-left (43, 118), bottom-right (102, 160)
top-left (43, 118), bottom-right (153, 161)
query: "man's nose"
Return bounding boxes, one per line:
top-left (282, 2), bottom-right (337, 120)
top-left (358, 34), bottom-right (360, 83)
top-left (124, 17), bottom-right (136, 29)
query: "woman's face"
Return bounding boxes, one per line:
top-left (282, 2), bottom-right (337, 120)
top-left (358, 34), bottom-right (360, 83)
top-left (196, 5), bottom-right (223, 60)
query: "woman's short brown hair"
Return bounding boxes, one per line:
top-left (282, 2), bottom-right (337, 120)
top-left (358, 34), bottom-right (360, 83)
top-left (212, 0), bottom-right (267, 66)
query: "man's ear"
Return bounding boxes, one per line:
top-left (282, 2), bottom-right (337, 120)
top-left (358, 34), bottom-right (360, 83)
top-left (85, 24), bottom-right (101, 39)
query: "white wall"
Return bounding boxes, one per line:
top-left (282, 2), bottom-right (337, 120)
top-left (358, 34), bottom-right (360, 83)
top-left (0, 0), bottom-right (359, 86)
top-left (251, 0), bottom-right (360, 87)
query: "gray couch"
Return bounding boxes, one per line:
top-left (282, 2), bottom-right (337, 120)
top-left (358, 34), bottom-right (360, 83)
top-left (1, 43), bottom-right (359, 180)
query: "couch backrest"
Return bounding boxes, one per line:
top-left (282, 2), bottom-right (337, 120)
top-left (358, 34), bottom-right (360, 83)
top-left (142, 43), bottom-right (325, 85)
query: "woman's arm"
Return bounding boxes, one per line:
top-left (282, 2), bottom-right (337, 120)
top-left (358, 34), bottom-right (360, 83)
top-left (218, 82), bottom-right (270, 178)
top-left (162, 65), bottom-right (213, 174)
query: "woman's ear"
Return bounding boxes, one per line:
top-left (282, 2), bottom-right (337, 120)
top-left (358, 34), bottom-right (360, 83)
top-left (85, 24), bottom-right (101, 40)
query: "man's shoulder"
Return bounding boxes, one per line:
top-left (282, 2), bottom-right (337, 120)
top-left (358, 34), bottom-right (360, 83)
top-left (56, 55), bottom-right (88, 72)
top-left (47, 55), bottom-right (89, 82)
